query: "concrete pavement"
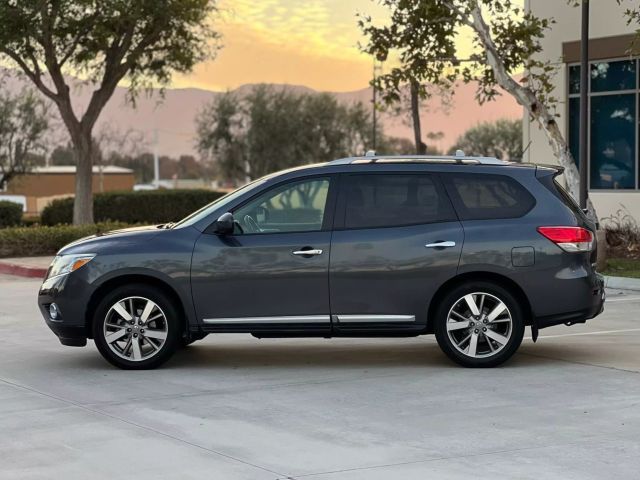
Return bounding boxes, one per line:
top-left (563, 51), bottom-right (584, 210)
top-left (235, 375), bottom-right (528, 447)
top-left (1, 274), bottom-right (640, 479)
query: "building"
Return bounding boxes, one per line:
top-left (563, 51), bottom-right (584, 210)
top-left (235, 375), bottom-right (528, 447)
top-left (524, 1), bottom-right (639, 221)
top-left (2, 165), bottom-right (134, 215)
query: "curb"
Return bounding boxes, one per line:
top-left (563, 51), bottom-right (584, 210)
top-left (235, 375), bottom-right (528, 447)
top-left (604, 275), bottom-right (640, 292)
top-left (0, 262), bottom-right (48, 279)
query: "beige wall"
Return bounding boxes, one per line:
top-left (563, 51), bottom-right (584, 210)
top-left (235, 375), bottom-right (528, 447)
top-left (524, 0), bottom-right (639, 221)
top-left (7, 172), bottom-right (134, 198)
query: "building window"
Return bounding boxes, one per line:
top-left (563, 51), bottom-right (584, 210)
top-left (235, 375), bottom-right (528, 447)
top-left (568, 58), bottom-right (639, 190)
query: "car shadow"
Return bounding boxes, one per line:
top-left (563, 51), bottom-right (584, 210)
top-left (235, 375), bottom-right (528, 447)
top-left (160, 339), bottom-right (544, 370)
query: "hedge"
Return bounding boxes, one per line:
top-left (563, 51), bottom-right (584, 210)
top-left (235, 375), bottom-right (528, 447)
top-left (0, 222), bottom-right (132, 258)
top-left (41, 189), bottom-right (226, 226)
top-left (0, 201), bottom-right (23, 228)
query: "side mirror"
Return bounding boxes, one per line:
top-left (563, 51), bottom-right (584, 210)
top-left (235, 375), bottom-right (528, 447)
top-left (215, 212), bottom-right (235, 235)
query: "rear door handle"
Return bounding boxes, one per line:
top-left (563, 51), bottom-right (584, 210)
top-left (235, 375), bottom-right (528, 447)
top-left (425, 241), bottom-right (456, 248)
top-left (293, 249), bottom-right (323, 256)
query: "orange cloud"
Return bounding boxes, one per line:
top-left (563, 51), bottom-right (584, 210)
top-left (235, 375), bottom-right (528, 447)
top-left (173, 0), bottom-right (525, 93)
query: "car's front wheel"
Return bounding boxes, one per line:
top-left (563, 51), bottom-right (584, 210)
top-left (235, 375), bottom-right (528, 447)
top-left (93, 284), bottom-right (180, 369)
top-left (434, 282), bottom-right (525, 368)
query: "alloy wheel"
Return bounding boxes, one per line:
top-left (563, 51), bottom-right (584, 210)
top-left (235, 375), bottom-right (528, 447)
top-left (103, 296), bottom-right (168, 362)
top-left (445, 292), bottom-right (513, 359)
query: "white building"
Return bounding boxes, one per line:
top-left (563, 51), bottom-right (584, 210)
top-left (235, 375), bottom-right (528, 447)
top-left (524, 0), bottom-right (639, 221)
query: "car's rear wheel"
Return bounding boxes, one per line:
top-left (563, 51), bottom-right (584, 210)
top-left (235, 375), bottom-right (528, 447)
top-left (93, 284), bottom-right (180, 369)
top-left (434, 282), bottom-right (525, 367)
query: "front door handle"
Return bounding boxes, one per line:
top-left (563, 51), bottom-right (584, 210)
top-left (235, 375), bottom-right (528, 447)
top-left (425, 241), bottom-right (456, 249)
top-left (292, 249), bottom-right (323, 256)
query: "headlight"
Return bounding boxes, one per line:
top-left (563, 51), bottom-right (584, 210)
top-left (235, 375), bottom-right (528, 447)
top-left (47, 254), bottom-right (96, 279)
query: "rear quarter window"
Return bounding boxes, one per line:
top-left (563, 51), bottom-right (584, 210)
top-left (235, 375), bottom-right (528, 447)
top-left (443, 173), bottom-right (536, 221)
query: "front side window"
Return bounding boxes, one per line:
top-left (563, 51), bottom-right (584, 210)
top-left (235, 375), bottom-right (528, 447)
top-left (444, 174), bottom-right (535, 220)
top-left (234, 177), bottom-right (330, 234)
top-left (343, 174), bottom-right (456, 229)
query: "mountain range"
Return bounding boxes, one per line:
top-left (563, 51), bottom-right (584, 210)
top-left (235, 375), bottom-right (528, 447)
top-left (2, 69), bottom-right (522, 158)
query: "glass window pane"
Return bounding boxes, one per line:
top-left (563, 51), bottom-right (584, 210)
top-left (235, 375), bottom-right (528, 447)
top-left (569, 65), bottom-right (581, 95)
top-left (590, 60), bottom-right (636, 92)
top-left (590, 94), bottom-right (636, 189)
top-left (344, 174), bottom-right (455, 229)
top-left (568, 97), bottom-right (581, 168)
top-left (234, 178), bottom-right (330, 233)
top-left (444, 174), bottom-right (535, 220)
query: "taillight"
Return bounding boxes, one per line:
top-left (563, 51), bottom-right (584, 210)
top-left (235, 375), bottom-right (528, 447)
top-left (537, 226), bottom-right (594, 253)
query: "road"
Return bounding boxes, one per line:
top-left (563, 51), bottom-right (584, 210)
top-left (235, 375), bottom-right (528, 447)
top-left (1, 273), bottom-right (639, 479)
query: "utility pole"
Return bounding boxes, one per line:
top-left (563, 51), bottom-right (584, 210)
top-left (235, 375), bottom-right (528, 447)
top-left (372, 59), bottom-right (382, 151)
top-left (153, 128), bottom-right (160, 188)
top-left (579, 0), bottom-right (589, 209)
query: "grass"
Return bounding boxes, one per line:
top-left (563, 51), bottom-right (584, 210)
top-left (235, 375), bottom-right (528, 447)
top-left (602, 257), bottom-right (640, 279)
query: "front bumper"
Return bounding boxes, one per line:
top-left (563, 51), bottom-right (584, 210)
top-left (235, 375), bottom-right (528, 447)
top-left (38, 271), bottom-right (94, 347)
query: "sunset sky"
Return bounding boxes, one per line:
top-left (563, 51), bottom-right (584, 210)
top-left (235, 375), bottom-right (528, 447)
top-left (173, 0), bottom-right (388, 92)
top-left (172, 0), bottom-right (523, 93)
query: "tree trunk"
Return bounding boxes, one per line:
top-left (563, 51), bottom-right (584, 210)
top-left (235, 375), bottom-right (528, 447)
top-left (72, 131), bottom-right (94, 225)
top-left (467, 4), bottom-right (597, 222)
top-left (410, 79), bottom-right (426, 155)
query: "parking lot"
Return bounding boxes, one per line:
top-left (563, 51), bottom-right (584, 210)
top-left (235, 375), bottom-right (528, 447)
top-left (1, 273), bottom-right (639, 479)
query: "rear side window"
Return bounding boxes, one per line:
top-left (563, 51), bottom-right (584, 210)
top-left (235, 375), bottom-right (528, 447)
top-left (343, 174), bottom-right (456, 229)
top-left (539, 174), bottom-right (589, 223)
top-left (443, 173), bottom-right (535, 220)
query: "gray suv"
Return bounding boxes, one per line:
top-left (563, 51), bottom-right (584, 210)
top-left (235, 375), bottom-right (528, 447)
top-left (38, 154), bottom-right (605, 369)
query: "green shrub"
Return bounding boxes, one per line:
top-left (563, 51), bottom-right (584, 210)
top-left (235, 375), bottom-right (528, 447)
top-left (41, 189), bottom-right (227, 226)
top-left (0, 200), bottom-right (23, 228)
top-left (0, 222), bottom-right (132, 257)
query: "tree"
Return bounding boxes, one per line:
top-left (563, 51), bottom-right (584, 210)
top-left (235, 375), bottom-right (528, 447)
top-left (0, 1), bottom-right (220, 224)
top-left (619, 0), bottom-right (640, 54)
top-left (196, 86), bottom-right (380, 183)
top-left (0, 81), bottom-right (50, 189)
top-left (359, 2), bottom-right (457, 155)
top-left (363, 0), bottom-right (595, 218)
top-left (448, 119), bottom-right (523, 161)
top-left (50, 144), bottom-right (75, 166)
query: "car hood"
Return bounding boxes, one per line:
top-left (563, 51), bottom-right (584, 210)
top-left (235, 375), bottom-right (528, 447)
top-left (58, 225), bottom-right (164, 255)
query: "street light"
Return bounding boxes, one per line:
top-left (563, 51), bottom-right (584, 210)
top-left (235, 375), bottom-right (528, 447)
top-left (579, 0), bottom-right (589, 210)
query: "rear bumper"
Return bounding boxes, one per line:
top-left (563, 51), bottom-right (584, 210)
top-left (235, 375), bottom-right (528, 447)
top-left (535, 273), bottom-right (605, 329)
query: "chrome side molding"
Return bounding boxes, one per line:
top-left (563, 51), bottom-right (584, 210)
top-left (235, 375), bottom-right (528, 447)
top-left (203, 315), bottom-right (330, 324)
top-left (336, 315), bottom-right (415, 323)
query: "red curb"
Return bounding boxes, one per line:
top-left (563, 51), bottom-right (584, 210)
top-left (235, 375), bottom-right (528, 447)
top-left (0, 262), bottom-right (48, 279)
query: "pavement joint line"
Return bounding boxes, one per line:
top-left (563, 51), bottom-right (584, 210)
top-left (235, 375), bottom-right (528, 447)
top-left (517, 351), bottom-right (640, 375)
top-left (289, 434), bottom-right (630, 478)
top-left (0, 375), bottom-right (286, 477)
top-left (526, 327), bottom-right (640, 340)
top-left (602, 297), bottom-right (640, 303)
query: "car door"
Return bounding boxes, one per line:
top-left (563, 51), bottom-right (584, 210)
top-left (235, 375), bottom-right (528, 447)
top-left (329, 172), bottom-right (464, 332)
top-left (191, 175), bottom-right (336, 333)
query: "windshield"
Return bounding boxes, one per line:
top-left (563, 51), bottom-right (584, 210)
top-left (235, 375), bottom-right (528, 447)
top-left (173, 178), bottom-right (267, 228)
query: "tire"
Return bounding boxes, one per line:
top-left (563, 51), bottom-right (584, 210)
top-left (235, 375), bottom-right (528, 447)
top-left (434, 281), bottom-right (525, 368)
top-left (93, 284), bottom-right (181, 370)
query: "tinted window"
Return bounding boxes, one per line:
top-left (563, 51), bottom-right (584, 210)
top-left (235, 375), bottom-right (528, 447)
top-left (590, 60), bottom-right (636, 92)
top-left (590, 94), bottom-right (636, 189)
top-left (234, 177), bottom-right (330, 234)
top-left (568, 97), bottom-right (580, 168)
top-left (569, 65), bottom-right (581, 95)
top-left (343, 174), bottom-right (455, 229)
top-left (444, 174), bottom-right (535, 220)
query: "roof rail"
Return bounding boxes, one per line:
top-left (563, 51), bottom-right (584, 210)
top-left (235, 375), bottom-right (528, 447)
top-left (328, 155), bottom-right (508, 166)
